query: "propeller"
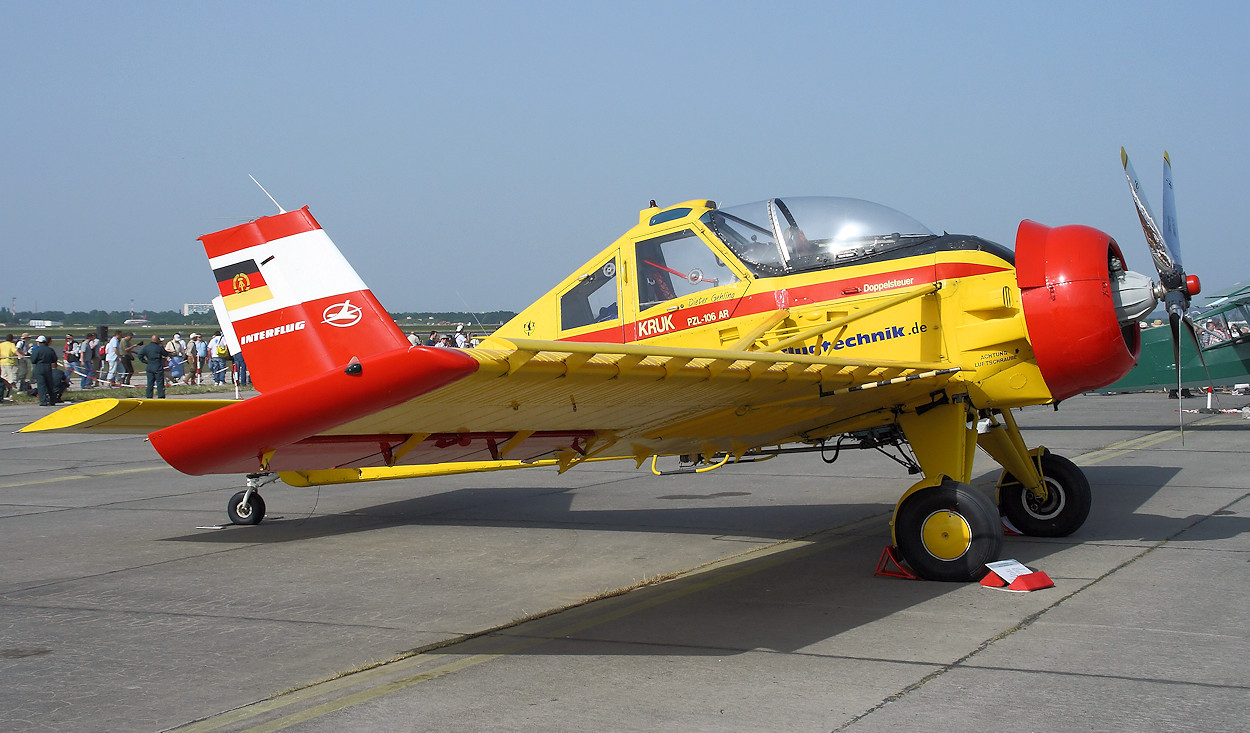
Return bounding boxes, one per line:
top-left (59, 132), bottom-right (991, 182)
top-left (1121, 148), bottom-right (1208, 439)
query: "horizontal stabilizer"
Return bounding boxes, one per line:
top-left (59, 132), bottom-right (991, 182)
top-left (20, 399), bottom-right (237, 434)
top-left (149, 345), bottom-right (478, 475)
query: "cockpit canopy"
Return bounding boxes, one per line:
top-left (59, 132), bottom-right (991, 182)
top-left (703, 196), bottom-right (936, 277)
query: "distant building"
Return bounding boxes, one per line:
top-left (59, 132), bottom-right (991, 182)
top-left (183, 303), bottom-right (213, 316)
top-left (28, 319), bottom-right (64, 328)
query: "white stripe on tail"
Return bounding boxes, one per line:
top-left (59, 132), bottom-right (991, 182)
top-left (201, 207), bottom-right (409, 392)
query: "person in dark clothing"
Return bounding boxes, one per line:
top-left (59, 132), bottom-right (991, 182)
top-left (233, 350), bottom-right (249, 386)
top-left (29, 335), bottom-right (60, 406)
top-left (137, 335), bottom-right (168, 399)
top-left (51, 368), bottom-right (69, 402)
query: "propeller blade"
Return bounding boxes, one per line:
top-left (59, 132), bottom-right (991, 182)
top-left (1122, 147), bottom-right (1176, 278)
top-left (1169, 310), bottom-right (1184, 443)
top-left (1124, 146), bottom-right (1202, 439)
top-left (1181, 315), bottom-right (1211, 374)
top-left (1182, 315), bottom-right (1219, 409)
top-left (1161, 151), bottom-right (1182, 268)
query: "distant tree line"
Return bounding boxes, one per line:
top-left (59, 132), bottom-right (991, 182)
top-left (2, 309), bottom-right (518, 329)
top-left (3, 310), bottom-right (218, 328)
top-left (391, 311), bottom-right (518, 327)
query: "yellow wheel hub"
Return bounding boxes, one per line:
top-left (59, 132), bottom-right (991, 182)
top-left (920, 510), bottom-right (972, 560)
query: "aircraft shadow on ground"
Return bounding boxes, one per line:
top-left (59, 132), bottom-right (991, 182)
top-left (410, 464), bottom-right (1250, 660)
top-left (161, 484), bottom-right (895, 545)
top-left (160, 464), bottom-right (1248, 548)
top-left (1075, 464), bottom-right (1250, 543)
top-left (429, 524), bottom-right (969, 659)
top-left (154, 463), bottom-right (1250, 659)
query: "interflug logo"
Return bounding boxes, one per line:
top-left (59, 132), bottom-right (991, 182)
top-left (322, 300), bottom-right (363, 328)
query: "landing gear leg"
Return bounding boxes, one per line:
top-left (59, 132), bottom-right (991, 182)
top-left (976, 409), bottom-right (1091, 537)
top-left (227, 473), bottom-right (278, 525)
top-left (891, 396), bottom-right (1002, 581)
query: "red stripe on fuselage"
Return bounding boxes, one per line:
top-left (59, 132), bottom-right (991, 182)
top-left (935, 262), bottom-right (1005, 280)
top-left (560, 261), bottom-right (1009, 344)
top-left (200, 206), bottom-right (323, 260)
top-left (562, 328), bottom-right (627, 343)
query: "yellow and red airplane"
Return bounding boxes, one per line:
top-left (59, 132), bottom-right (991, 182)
top-left (22, 157), bottom-right (1191, 582)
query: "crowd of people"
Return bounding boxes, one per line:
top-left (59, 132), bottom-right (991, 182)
top-left (3, 323), bottom-right (478, 405)
top-left (0, 334), bottom-right (63, 405)
top-left (1, 330), bottom-right (249, 404)
top-left (409, 324), bottom-right (477, 349)
top-left (1199, 318), bottom-right (1250, 347)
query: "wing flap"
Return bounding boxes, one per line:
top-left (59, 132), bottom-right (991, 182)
top-left (248, 430), bottom-right (599, 472)
top-left (303, 340), bottom-right (963, 467)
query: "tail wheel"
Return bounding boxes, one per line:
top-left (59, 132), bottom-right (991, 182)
top-left (228, 490), bottom-right (266, 525)
top-left (896, 479), bottom-right (1002, 582)
top-left (999, 452), bottom-right (1090, 537)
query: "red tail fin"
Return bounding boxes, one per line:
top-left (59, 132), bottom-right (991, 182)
top-left (200, 207), bottom-right (408, 392)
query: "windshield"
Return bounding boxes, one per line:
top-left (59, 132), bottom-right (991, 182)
top-left (702, 196), bottom-right (935, 276)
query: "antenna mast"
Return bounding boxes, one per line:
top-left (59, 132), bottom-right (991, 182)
top-left (453, 288), bottom-right (490, 335)
top-left (249, 175), bottom-right (287, 214)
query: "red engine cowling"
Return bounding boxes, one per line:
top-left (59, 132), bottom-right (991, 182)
top-left (1016, 220), bottom-right (1141, 402)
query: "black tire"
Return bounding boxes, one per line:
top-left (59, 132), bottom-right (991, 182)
top-left (895, 479), bottom-right (1002, 582)
top-left (227, 490), bottom-right (266, 525)
top-left (999, 453), bottom-right (1090, 537)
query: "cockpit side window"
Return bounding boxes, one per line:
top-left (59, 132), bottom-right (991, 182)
top-left (1232, 305), bottom-right (1250, 340)
top-left (636, 230), bottom-right (739, 311)
top-left (1198, 310), bottom-right (1238, 348)
top-left (560, 258), bottom-right (619, 330)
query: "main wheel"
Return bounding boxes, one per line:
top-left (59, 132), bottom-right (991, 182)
top-left (999, 453), bottom-right (1090, 537)
top-left (227, 490), bottom-right (266, 525)
top-left (895, 480), bottom-right (1002, 582)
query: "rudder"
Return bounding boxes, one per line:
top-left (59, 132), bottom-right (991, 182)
top-left (201, 207), bottom-right (408, 392)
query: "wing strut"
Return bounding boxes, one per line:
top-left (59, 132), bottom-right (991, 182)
top-left (762, 282), bottom-right (941, 353)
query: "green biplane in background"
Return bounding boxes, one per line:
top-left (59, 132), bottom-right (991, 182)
top-left (1107, 280), bottom-right (1250, 393)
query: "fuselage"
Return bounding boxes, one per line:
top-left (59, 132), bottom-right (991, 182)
top-left (491, 197), bottom-right (1145, 412)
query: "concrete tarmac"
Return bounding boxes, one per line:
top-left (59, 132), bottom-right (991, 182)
top-left (1, 392), bottom-right (1247, 731)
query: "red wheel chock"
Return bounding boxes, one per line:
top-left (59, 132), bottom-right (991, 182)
top-left (980, 563), bottom-right (1055, 591)
top-left (875, 545), bottom-right (920, 580)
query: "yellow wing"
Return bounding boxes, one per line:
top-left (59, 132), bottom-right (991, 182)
top-left (23, 339), bottom-right (963, 480)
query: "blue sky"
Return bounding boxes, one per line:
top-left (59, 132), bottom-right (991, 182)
top-left (3, 2), bottom-right (1247, 314)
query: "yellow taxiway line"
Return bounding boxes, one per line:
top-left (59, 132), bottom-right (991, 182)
top-left (1073, 427), bottom-right (1195, 466)
top-left (0, 465), bottom-right (167, 489)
